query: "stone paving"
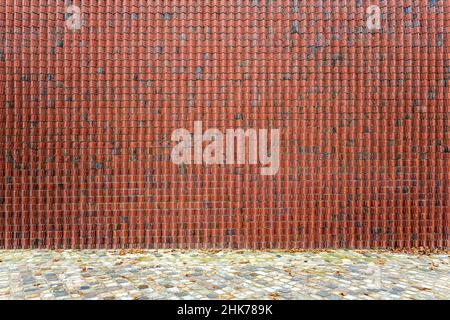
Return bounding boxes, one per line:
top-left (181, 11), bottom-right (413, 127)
top-left (0, 250), bottom-right (448, 300)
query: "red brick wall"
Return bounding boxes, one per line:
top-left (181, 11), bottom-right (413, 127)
top-left (0, 1), bottom-right (448, 249)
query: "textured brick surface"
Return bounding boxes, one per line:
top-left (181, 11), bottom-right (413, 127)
top-left (0, 1), bottom-right (448, 249)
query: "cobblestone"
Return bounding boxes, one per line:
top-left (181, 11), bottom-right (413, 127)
top-left (0, 250), bottom-right (448, 300)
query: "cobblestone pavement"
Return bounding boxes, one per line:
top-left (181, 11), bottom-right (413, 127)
top-left (0, 250), bottom-right (448, 300)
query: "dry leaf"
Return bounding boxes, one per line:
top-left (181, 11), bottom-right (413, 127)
top-left (376, 259), bottom-right (386, 265)
top-left (269, 292), bottom-right (281, 300)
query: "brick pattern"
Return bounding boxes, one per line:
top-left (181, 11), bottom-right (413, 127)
top-left (0, 1), bottom-right (448, 249)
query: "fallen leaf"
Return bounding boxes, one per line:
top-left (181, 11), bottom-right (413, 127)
top-left (269, 292), bottom-right (281, 300)
top-left (284, 268), bottom-right (293, 276)
top-left (375, 259), bottom-right (386, 265)
top-left (129, 249), bottom-right (146, 254)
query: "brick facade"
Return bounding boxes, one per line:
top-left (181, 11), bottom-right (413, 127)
top-left (0, 1), bottom-right (448, 248)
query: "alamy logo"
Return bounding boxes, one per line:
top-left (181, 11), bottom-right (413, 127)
top-left (171, 122), bottom-right (280, 176)
top-left (65, 5), bottom-right (82, 30)
top-left (366, 5), bottom-right (381, 31)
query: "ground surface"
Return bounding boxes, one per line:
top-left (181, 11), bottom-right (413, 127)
top-left (0, 250), bottom-right (448, 300)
